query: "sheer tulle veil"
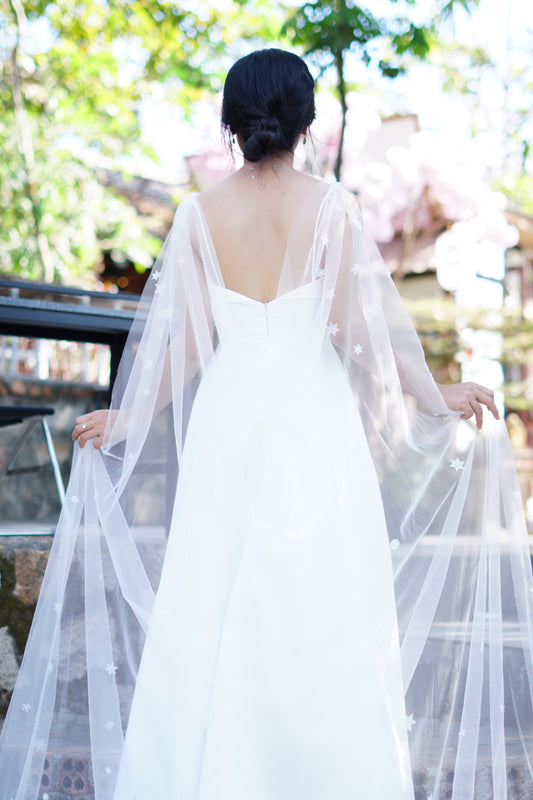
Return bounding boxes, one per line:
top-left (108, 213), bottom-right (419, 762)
top-left (0, 181), bottom-right (532, 799)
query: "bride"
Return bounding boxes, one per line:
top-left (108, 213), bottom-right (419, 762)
top-left (1, 48), bottom-right (532, 800)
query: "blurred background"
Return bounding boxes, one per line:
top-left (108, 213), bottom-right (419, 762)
top-left (1, 0), bottom-right (533, 518)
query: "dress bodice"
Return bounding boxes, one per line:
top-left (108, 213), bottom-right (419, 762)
top-left (208, 280), bottom-right (323, 343)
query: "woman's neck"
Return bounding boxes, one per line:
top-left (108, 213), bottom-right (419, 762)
top-left (240, 151), bottom-right (296, 182)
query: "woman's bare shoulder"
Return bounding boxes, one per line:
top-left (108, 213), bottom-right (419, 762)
top-left (197, 172), bottom-right (329, 213)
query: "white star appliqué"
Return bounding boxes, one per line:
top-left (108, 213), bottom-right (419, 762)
top-left (390, 539), bottom-right (400, 551)
top-left (22, 703), bottom-right (31, 713)
top-left (176, 256), bottom-right (184, 266)
top-left (316, 267), bottom-right (326, 280)
top-left (104, 720), bottom-right (115, 731)
top-left (157, 308), bottom-right (171, 321)
top-left (352, 344), bottom-right (363, 355)
top-left (458, 728), bottom-right (466, 739)
top-left (35, 738), bottom-right (46, 753)
top-left (350, 264), bottom-right (359, 276)
top-left (104, 766), bottom-right (112, 776)
top-left (70, 495), bottom-right (79, 504)
top-left (54, 602), bottom-right (62, 613)
top-left (143, 359), bottom-right (154, 371)
top-left (325, 289), bottom-right (335, 300)
top-left (326, 322), bottom-right (340, 337)
top-left (151, 270), bottom-right (161, 284)
top-left (406, 713), bottom-right (416, 732)
top-left (320, 233), bottom-right (329, 247)
top-left (105, 662), bottom-right (118, 676)
top-left (450, 458), bottom-right (464, 472)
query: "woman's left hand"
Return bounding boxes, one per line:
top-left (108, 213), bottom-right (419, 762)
top-left (437, 382), bottom-right (500, 430)
top-left (72, 409), bottom-right (110, 449)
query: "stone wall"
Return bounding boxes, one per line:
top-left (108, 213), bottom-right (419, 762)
top-left (0, 377), bottom-right (107, 729)
top-left (0, 535), bottom-right (51, 727)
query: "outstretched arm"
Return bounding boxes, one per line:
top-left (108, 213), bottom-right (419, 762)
top-left (332, 201), bottom-right (501, 432)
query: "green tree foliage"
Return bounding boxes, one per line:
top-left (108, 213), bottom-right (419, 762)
top-left (0, 0), bottom-right (293, 283)
top-left (0, 1), bottom-right (247, 282)
top-left (282, 0), bottom-right (479, 180)
top-left (1, 0), bottom-right (164, 281)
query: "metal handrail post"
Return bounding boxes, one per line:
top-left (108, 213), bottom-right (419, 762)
top-left (41, 418), bottom-right (66, 507)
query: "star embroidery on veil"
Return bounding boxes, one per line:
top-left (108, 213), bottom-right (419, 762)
top-left (105, 662), bottom-right (118, 676)
top-left (54, 602), bottom-right (62, 613)
top-left (325, 289), bottom-right (335, 300)
top-left (316, 267), bottom-right (326, 280)
top-left (458, 729), bottom-right (467, 739)
top-left (157, 308), bottom-right (172, 321)
top-left (104, 766), bottom-right (112, 776)
top-left (70, 495), bottom-right (79, 504)
top-left (326, 322), bottom-right (340, 337)
top-left (151, 271), bottom-right (161, 284)
top-left (320, 233), bottom-right (329, 247)
top-left (353, 344), bottom-right (363, 356)
top-left (513, 490), bottom-right (521, 499)
top-left (104, 720), bottom-right (115, 731)
top-left (449, 458), bottom-right (464, 472)
top-left (22, 703), bottom-right (31, 713)
top-left (143, 359), bottom-right (154, 371)
top-left (350, 264), bottom-right (359, 276)
top-left (406, 713), bottom-right (416, 732)
top-left (35, 738), bottom-right (47, 753)
top-left (46, 662), bottom-right (55, 675)
top-left (390, 539), bottom-right (400, 551)
top-left (177, 256), bottom-right (184, 265)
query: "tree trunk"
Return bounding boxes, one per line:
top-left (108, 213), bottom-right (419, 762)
top-left (334, 51), bottom-right (347, 182)
top-left (10, 0), bottom-right (54, 282)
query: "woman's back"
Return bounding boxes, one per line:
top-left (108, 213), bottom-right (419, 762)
top-left (199, 165), bottom-right (325, 303)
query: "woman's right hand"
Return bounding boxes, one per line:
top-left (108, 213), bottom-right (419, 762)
top-left (72, 409), bottom-right (110, 449)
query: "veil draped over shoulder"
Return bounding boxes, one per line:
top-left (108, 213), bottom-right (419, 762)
top-left (1, 181), bottom-right (532, 800)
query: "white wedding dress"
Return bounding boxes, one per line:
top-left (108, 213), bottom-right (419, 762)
top-left (113, 278), bottom-right (414, 799)
top-left (2, 183), bottom-right (532, 800)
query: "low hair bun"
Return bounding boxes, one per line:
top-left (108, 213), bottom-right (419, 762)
top-left (242, 117), bottom-right (286, 163)
top-left (221, 49), bottom-right (316, 164)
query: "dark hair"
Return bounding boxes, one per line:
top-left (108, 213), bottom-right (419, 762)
top-left (221, 48), bottom-right (316, 163)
